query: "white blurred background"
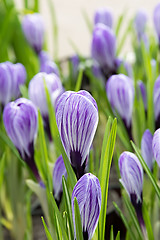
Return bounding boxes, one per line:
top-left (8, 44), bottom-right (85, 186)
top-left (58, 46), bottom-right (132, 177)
top-left (15, 0), bottom-right (159, 58)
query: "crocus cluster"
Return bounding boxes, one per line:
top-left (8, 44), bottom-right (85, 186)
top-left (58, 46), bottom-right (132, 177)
top-left (0, 62), bottom-right (26, 108)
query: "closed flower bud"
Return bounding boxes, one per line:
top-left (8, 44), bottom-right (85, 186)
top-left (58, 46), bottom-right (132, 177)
top-left (134, 9), bottom-right (147, 40)
top-left (72, 173), bottom-right (101, 240)
top-left (39, 51), bottom-right (59, 76)
top-left (22, 13), bottom-right (45, 53)
top-left (53, 155), bottom-right (67, 203)
top-left (141, 129), bottom-right (154, 170)
top-left (3, 98), bottom-right (40, 180)
top-left (153, 3), bottom-right (160, 45)
top-left (70, 55), bottom-right (80, 79)
top-left (152, 128), bottom-right (160, 167)
top-left (106, 74), bottom-right (134, 137)
top-left (91, 23), bottom-right (116, 71)
top-left (94, 7), bottom-right (113, 28)
top-left (119, 151), bottom-right (143, 204)
top-left (137, 80), bottom-right (147, 111)
top-left (56, 90), bottom-right (98, 179)
top-left (154, 76), bottom-right (160, 129)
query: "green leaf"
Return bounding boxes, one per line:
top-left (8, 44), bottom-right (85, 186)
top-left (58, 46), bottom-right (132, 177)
top-left (98, 118), bottom-right (117, 240)
top-left (110, 225), bottom-right (114, 240)
top-left (131, 141), bottom-right (160, 201)
top-left (81, 9), bottom-right (93, 34)
top-left (0, 153), bottom-right (6, 188)
top-left (115, 231), bottom-right (120, 240)
top-left (42, 217), bottom-right (53, 240)
top-left (75, 68), bottom-right (83, 92)
top-left (143, 203), bottom-right (154, 240)
top-left (74, 197), bottom-right (83, 240)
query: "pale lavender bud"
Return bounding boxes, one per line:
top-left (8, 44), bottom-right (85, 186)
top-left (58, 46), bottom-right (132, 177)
top-left (94, 7), bottom-right (113, 28)
top-left (56, 90), bottom-right (98, 179)
top-left (53, 155), bottom-right (67, 203)
top-left (70, 55), bottom-right (80, 78)
top-left (72, 173), bottom-right (101, 240)
top-left (153, 3), bottom-right (160, 44)
top-left (137, 80), bottom-right (147, 110)
top-left (92, 61), bottom-right (105, 83)
top-left (134, 9), bottom-right (147, 39)
top-left (152, 128), bottom-right (160, 167)
top-left (91, 23), bottom-right (116, 71)
top-left (141, 129), bottom-right (154, 170)
top-left (106, 74), bottom-right (134, 130)
top-left (0, 62), bottom-right (12, 106)
top-left (22, 13), bottom-right (45, 53)
top-left (3, 98), bottom-right (40, 180)
top-left (39, 51), bottom-right (59, 76)
top-left (119, 151), bottom-right (143, 204)
top-left (11, 63), bottom-right (26, 98)
top-left (154, 76), bottom-right (160, 129)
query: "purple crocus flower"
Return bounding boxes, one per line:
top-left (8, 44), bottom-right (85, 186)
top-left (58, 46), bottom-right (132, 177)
top-left (70, 55), bottom-right (80, 79)
top-left (153, 3), bottom-right (160, 45)
top-left (154, 76), bottom-right (160, 129)
top-left (91, 23), bottom-right (116, 77)
top-left (39, 51), bottom-right (59, 76)
top-left (137, 80), bottom-right (147, 111)
top-left (141, 129), bottom-right (154, 171)
top-left (3, 98), bottom-right (40, 181)
top-left (56, 90), bottom-right (98, 179)
top-left (134, 9), bottom-right (147, 40)
top-left (72, 173), bottom-right (101, 240)
top-left (106, 74), bottom-right (134, 138)
top-left (92, 61), bottom-right (105, 83)
top-left (94, 7), bottom-right (113, 28)
top-left (22, 13), bottom-right (45, 53)
top-left (152, 128), bottom-right (160, 167)
top-left (53, 155), bottom-right (67, 204)
top-left (0, 63), bottom-right (12, 107)
top-left (29, 72), bottom-right (64, 140)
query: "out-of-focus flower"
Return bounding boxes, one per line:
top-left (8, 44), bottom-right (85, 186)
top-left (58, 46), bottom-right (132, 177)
top-left (70, 55), bottom-right (80, 79)
top-left (39, 51), bottom-right (59, 75)
top-left (92, 61), bottom-right (105, 83)
top-left (22, 13), bottom-right (44, 53)
top-left (152, 128), bottom-right (160, 167)
top-left (106, 74), bottom-right (134, 138)
top-left (137, 80), bottom-right (147, 111)
top-left (153, 3), bottom-right (160, 45)
top-left (119, 151), bottom-right (143, 204)
top-left (153, 76), bottom-right (160, 129)
top-left (53, 155), bottom-right (67, 203)
top-left (94, 7), bottom-right (113, 28)
top-left (3, 98), bottom-right (40, 180)
top-left (141, 129), bottom-right (154, 170)
top-left (29, 72), bottom-right (63, 139)
top-left (56, 90), bottom-right (98, 179)
top-left (72, 173), bottom-right (101, 240)
top-left (91, 23), bottom-right (116, 74)
top-left (134, 9), bottom-right (147, 40)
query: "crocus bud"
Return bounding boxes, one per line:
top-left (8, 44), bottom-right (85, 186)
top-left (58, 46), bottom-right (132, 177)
top-left (56, 90), bottom-right (98, 179)
top-left (72, 173), bottom-right (101, 240)
top-left (106, 74), bottom-right (134, 138)
top-left (39, 51), bottom-right (59, 76)
top-left (29, 72), bottom-right (63, 140)
top-left (134, 9), bottom-right (147, 40)
top-left (53, 155), bottom-right (67, 204)
top-left (70, 55), bottom-right (80, 79)
top-left (154, 76), bottom-right (160, 129)
top-left (91, 23), bottom-right (116, 72)
top-left (22, 13), bottom-right (45, 53)
top-left (141, 129), bottom-right (154, 170)
top-left (153, 3), bottom-right (160, 45)
top-left (152, 128), bottom-right (160, 167)
top-left (0, 63), bottom-right (12, 107)
top-left (92, 61), bottom-right (105, 83)
top-left (137, 80), bottom-right (147, 111)
top-left (3, 98), bottom-right (40, 180)
top-left (94, 7), bottom-right (113, 28)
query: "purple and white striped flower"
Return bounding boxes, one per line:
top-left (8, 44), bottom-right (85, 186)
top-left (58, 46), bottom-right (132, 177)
top-left (152, 128), bottom-right (160, 167)
top-left (91, 23), bottom-right (116, 74)
top-left (153, 3), bottom-right (160, 45)
top-left (3, 98), bottom-right (40, 180)
top-left (94, 7), bottom-right (113, 28)
top-left (72, 173), bottom-right (101, 240)
top-left (39, 51), bottom-right (59, 75)
top-left (134, 9), bottom-right (147, 40)
top-left (53, 155), bottom-right (67, 203)
top-left (141, 129), bottom-right (154, 171)
top-left (153, 76), bottom-right (160, 129)
top-left (22, 13), bottom-right (45, 53)
top-left (137, 80), bottom-right (147, 111)
top-left (106, 74), bottom-right (134, 138)
top-left (56, 90), bottom-right (98, 179)
top-left (119, 151), bottom-right (143, 204)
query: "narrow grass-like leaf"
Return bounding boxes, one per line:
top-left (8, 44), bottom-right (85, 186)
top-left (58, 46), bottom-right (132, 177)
top-left (42, 217), bottom-right (53, 240)
top-left (115, 231), bottom-right (120, 240)
top-left (81, 9), bottom-right (93, 34)
top-left (0, 153), bottom-right (5, 189)
top-left (75, 68), bottom-right (83, 92)
top-left (131, 141), bottom-right (160, 200)
top-left (98, 118), bottom-right (117, 240)
top-left (110, 225), bottom-right (114, 240)
top-left (115, 11), bottom-right (126, 37)
top-left (143, 203), bottom-right (154, 240)
top-left (74, 197), bottom-right (83, 240)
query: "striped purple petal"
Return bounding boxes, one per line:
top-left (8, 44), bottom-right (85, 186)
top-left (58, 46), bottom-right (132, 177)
top-left (106, 74), bottom-right (134, 127)
top-left (72, 173), bottom-right (101, 240)
top-left (152, 128), bottom-right (160, 167)
top-left (141, 129), bottom-right (154, 170)
top-left (0, 62), bottom-right (12, 106)
top-left (94, 7), bottom-right (113, 28)
top-left (56, 90), bottom-right (98, 176)
top-left (154, 76), bottom-right (160, 127)
top-left (153, 3), bottom-right (160, 44)
top-left (119, 151), bottom-right (143, 204)
top-left (53, 155), bottom-right (67, 201)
